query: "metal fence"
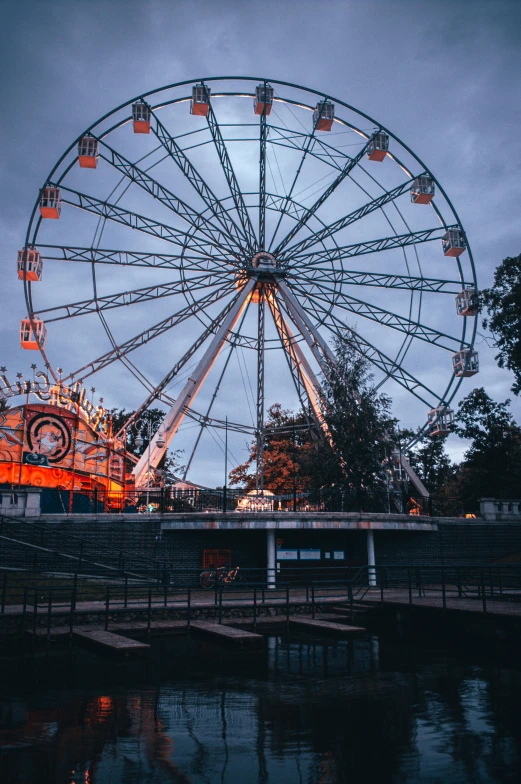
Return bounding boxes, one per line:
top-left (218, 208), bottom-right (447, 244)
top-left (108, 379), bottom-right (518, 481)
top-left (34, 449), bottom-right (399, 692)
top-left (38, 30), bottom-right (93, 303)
top-left (40, 487), bottom-right (475, 517)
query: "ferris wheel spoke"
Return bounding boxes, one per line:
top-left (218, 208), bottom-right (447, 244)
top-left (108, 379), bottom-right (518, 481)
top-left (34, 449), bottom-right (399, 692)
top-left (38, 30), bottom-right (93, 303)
top-left (145, 104), bottom-right (254, 254)
top-left (206, 103), bottom-right (257, 253)
top-left (259, 110), bottom-right (268, 250)
top-left (295, 267), bottom-right (464, 294)
top-left (35, 245), bottom-right (229, 273)
top-left (293, 294), bottom-right (440, 407)
top-left (267, 293), bottom-right (323, 437)
top-left (267, 105), bottom-right (329, 252)
top-left (64, 283), bottom-right (237, 382)
top-left (56, 185), bottom-right (242, 266)
top-left (290, 225), bottom-right (458, 270)
top-left (273, 136), bottom-right (375, 256)
top-left (268, 125), bottom-right (347, 171)
top-left (289, 279), bottom-right (463, 351)
top-left (114, 291), bottom-right (247, 438)
top-left (94, 138), bottom-right (246, 259)
top-left (34, 271), bottom-right (230, 322)
top-left (279, 176), bottom-right (423, 259)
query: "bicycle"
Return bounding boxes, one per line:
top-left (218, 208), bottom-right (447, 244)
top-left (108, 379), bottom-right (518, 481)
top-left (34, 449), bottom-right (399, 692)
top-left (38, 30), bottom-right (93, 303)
top-left (199, 564), bottom-right (240, 589)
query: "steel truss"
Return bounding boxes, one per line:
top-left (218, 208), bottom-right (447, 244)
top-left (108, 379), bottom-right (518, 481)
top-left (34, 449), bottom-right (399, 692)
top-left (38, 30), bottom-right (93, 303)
top-left (22, 77), bottom-right (477, 487)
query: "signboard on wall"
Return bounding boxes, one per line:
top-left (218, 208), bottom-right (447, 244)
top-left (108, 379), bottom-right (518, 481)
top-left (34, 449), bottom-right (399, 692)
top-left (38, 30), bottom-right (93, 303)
top-left (333, 551), bottom-right (345, 560)
top-left (276, 549), bottom-right (298, 560)
top-left (299, 549), bottom-right (321, 560)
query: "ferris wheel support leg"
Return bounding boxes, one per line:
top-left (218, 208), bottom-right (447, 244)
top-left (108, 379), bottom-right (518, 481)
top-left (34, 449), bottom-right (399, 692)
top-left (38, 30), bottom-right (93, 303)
top-left (277, 281), bottom-right (337, 374)
top-left (132, 279), bottom-right (256, 487)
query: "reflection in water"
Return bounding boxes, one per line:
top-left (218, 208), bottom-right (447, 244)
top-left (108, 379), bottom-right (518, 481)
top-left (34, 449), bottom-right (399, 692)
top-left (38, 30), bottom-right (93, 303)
top-left (1, 631), bottom-right (521, 783)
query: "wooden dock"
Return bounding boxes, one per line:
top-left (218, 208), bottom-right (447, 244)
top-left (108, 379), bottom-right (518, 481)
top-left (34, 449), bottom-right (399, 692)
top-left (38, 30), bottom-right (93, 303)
top-left (290, 617), bottom-right (366, 636)
top-left (190, 620), bottom-right (263, 647)
top-left (73, 628), bottom-right (150, 655)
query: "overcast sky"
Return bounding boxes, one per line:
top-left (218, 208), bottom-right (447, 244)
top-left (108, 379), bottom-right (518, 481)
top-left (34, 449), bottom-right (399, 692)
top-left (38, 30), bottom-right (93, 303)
top-left (1, 0), bottom-right (520, 485)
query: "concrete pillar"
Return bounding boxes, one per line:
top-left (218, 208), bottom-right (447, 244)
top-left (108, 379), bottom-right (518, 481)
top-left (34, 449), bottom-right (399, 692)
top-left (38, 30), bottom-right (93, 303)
top-left (367, 529), bottom-right (376, 587)
top-left (25, 489), bottom-right (42, 518)
top-left (267, 529), bottom-right (276, 590)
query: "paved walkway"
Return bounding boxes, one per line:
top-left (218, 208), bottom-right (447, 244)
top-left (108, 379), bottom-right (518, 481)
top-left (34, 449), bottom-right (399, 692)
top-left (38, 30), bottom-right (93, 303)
top-left (361, 587), bottom-right (521, 617)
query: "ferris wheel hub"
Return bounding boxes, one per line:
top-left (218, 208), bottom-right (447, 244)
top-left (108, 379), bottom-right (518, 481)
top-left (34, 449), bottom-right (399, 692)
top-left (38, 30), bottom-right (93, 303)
top-left (251, 251), bottom-right (277, 270)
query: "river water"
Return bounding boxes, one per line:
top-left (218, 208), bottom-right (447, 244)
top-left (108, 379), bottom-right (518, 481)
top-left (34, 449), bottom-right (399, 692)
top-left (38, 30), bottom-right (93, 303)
top-left (1, 627), bottom-right (521, 783)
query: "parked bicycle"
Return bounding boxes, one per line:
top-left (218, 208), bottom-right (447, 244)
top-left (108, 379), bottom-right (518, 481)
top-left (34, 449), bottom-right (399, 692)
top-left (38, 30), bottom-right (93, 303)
top-left (199, 564), bottom-right (240, 589)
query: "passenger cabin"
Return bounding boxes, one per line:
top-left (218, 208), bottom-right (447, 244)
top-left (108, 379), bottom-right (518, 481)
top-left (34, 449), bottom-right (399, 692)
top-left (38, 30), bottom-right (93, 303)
top-left (254, 84), bottom-right (274, 116)
top-left (442, 228), bottom-right (466, 257)
top-left (191, 85), bottom-right (211, 117)
top-left (452, 349), bottom-right (479, 377)
top-left (17, 248), bottom-right (42, 282)
top-left (456, 286), bottom-right (478, 317)
top-left (39, 187), bottom-right (61, 219)
top-left (410, 175), bottom-right (435, 204)
top-left (132, 102), bottom-right (151, 134)
top-left (20, 317), bottom-right (47, 350)
top-left (427, 406), bottom-right (454, 437)
top-left (313, 100), bottom-right (334, 131)
top-left (78, 136), bottom-right (99, 168)
top-left (367, 132), bottom-right (389, 161)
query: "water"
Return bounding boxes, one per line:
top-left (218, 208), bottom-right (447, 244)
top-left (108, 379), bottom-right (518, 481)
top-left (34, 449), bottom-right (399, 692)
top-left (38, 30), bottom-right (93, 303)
top-left (1, 629), bottom-right (521, 783)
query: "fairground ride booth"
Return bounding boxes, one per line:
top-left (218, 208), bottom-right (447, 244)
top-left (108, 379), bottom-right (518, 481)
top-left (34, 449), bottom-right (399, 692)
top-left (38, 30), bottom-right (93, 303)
top-left (0, 384), bottom-right (126, 513)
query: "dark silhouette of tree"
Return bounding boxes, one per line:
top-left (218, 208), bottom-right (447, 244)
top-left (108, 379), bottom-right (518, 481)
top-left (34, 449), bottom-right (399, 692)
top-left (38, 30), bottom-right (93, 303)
top-left (481, 253), bottom-right (521, 395)
top-left (452, 387), bottom-right (521, 504)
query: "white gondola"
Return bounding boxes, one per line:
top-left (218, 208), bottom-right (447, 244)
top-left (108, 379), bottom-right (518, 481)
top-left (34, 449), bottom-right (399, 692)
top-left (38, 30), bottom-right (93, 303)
top-left (456, 286), bottom-right (478, 316)
top-left (442, 228), bottom-right (466, 257)
top-left (132, 102), bottom-right (151, 134)
top-left (78, 136), bottom-right (99, 168)
top-left (427, 406), bottom-right (454, 436)
top-left (452, 349), bottom-right (479, 377)
top-left (191, 85), bottom-right (211, 116)
top-left (20, 317), bottom-right (47, 350)
top-left (367, 132), bottom-right (389, 161)
top-left (254, 84), bottom-right (274, 115)
top-left (39, 187), bottom-right (61, 219)
top-left (410, 175), bottom-right (435, 204)
top-left (313, 100), bottom-right (334, 131)
top-left (17, 247), bottom-right (43, 282)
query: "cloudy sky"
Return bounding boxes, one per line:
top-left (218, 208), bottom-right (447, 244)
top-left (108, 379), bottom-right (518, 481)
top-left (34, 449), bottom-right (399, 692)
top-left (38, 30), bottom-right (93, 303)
top-left (1, 0), bottom-right (520, 485)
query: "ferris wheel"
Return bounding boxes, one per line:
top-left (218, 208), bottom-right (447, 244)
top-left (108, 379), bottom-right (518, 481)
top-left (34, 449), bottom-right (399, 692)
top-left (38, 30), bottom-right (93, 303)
top-left (18, 77), bottom-right (478, 488)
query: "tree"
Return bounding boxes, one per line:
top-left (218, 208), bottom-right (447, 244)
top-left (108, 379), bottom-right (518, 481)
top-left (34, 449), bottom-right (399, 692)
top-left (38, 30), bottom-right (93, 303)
top-left (229, 403), bottom-right (314, 492)
top-left (109, 407), bottom-right (184, 482)
top-left (313, 334), bottom-right (396, 495)
top-left (481, 254), bottom-right (521, 395)
top-left (452, 387), bottom-right (521, 504)
top-left (406, 432), bottom-right (454, 496)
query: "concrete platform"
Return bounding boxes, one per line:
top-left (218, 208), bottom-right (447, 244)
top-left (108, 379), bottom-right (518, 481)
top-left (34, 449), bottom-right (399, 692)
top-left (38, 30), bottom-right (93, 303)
top-left (290, 617), bottom-right (366, 636)
top-left (190, 620), bottom-right (263, 646)
top-left (73, 628), bottom-right (150, 654)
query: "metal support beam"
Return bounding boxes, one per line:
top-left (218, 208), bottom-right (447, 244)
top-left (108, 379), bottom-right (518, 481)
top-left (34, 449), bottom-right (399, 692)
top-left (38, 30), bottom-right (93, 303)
top-left (259, 101), bottom-right (268, 250)
top-left (256, 285), bottom-right (266, 491)
top-left (133, 279), bottom-right (256, 486)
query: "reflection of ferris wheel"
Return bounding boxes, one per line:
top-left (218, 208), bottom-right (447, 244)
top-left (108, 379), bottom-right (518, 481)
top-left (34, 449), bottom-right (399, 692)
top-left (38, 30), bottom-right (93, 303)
top-left (18, 77), bottom-right (478, 488)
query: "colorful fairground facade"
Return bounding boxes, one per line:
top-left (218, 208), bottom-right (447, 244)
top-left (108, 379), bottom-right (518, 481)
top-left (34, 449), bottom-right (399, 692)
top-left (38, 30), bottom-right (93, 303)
top-left (0, 368), bottom-right (130, 511)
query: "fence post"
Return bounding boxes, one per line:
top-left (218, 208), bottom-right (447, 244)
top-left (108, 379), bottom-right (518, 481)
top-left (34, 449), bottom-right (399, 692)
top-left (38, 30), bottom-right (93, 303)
top-left (105, 587), bottom-right (110, 631)
top-left (408, 567), bottom-right (412, 605)
top-left (218, 588), bottom-right (223, 624)
top-left (489, 567), bottom-right (494, 597)
top-left (498, 567), bottom-right (503, 597)
top-left (311, 585), bottom-right (315, 619)
top-left (348, 579), bottom-right (353, 623)
top-left (33, 589), bottom-right (38, 637)
top-left (481, 569), bottom-right (487, 613)
top-left (380, 569), bottom-right (384, 603)
top-left (160, 487), bottom-right (165, 515)
top-left (147, 589), bottom-right (152, 639)
top-left (441, 567), bottom-right (446, 611)
top-left (1, 572), bottom-right (7, 614)
top-left (46, 591), bottom-right (52, 643)
top-left (253, 587), bottom-right (257, 632)
top-left (187, 586), bottom-right (191, 629)
top-left (78, 541), bottom-right (83, 574)
top-left (286, 584), bottom-right (290, 630)
top-left (457, 568), bottom-right (462, 598)
top-left (72, 572), bottom-right (78, 612)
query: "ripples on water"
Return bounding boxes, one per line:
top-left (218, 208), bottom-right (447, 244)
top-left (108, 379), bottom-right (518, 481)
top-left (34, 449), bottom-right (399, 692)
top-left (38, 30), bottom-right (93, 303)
top-left (1, 630), bottom-right (521, 783)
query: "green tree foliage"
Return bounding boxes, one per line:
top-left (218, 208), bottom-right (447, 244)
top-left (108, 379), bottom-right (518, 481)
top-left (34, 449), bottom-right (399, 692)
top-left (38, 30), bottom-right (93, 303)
top-left (109, 407), bottom-right (184, 481)
top-left (405, 431), bottom-right (454, 495)
top-left (452, 387), bottom-right (521, 504)
top-left (314, 335), bottom-right (396, 494)
top-left (481, 254), bottom-right (521, 395)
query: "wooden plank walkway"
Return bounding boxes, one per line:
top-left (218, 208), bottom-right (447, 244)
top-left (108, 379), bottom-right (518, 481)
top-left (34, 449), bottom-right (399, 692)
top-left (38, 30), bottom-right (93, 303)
top-left (73, 628), bottom-right (150, 654)
top-left (290, 617), bottom-right (366, 635)
top-left (190, 620), bottom-right (263, 646)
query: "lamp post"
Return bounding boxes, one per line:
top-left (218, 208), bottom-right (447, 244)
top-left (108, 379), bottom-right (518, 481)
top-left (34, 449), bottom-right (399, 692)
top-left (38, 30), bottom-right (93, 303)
top-left (223, 416), bottom-right (228, 513)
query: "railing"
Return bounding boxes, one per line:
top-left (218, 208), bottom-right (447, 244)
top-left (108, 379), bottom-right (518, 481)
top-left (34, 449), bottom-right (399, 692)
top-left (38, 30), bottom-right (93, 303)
top-left (38, 487), bottom-right (476, 517)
